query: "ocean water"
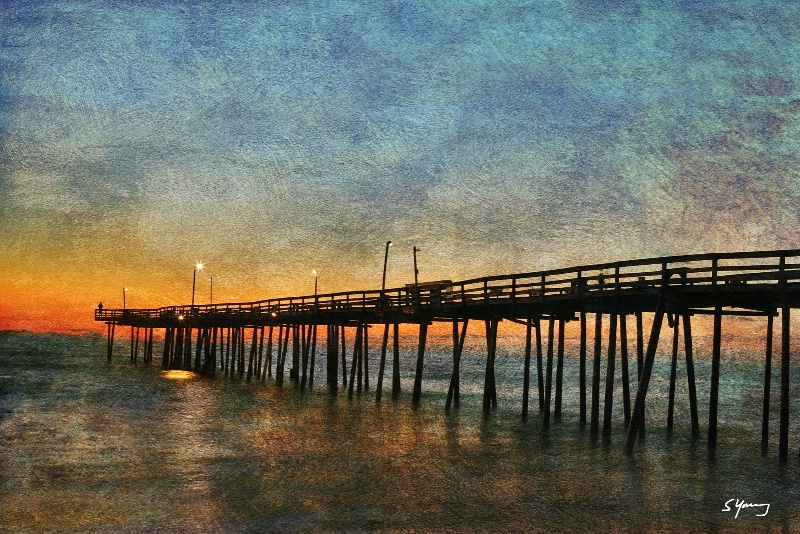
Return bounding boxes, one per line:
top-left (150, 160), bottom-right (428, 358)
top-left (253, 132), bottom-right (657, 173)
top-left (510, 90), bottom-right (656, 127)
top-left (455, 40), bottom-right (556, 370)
top-left (2, 330), bottom-right (800, 533)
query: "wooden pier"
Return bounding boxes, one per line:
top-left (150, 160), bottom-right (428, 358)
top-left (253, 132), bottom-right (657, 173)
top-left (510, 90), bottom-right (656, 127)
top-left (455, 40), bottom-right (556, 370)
top-left (96, 249), bottom-right (800, 459)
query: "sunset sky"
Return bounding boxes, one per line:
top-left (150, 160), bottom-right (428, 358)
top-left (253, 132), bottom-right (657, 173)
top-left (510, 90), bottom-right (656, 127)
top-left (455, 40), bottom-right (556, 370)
top-left (2, 1), bottom-right (800, 333)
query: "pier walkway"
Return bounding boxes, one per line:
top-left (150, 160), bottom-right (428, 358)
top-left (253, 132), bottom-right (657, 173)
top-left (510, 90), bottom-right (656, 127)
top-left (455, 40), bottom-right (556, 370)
top-left (96, 249), bottom-right (800, 459)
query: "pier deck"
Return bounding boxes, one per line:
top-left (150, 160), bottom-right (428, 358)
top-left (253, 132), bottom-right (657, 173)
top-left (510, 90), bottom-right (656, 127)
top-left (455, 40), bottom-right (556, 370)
top-left (96, 249), bottom-right (800, 459)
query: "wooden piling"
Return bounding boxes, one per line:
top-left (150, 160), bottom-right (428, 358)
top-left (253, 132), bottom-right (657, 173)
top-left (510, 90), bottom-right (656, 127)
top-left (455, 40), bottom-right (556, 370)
top-left (579, 312), bottom-right (587, 426)
top-left (161, 327), bottom-right (171, 369)
top-left (620, 315), bottom-right (631, 427)
top-left (602, 313), bottom-right (618, 437)
top-left (223, 328), bottom-right (229, 373)
top-left (412, 322), bottom-right (429, 406)
top-left (635, 310), bottom-right (645, 437)
top-left (544, 317), bottom-right (555, 427)
top-left (762, 313), bottom-right (773, 451)
top-left (355, 325), bottom-right (363, 393)
top-left (194, 328), bottom-right (203, 372)
top-left (446, 319), bottom-right (468, 411)
top-left (140, 328), bottom-right (146, 364)
top-left (555, 318), bottom-right (565, 422)
top-left (392, 323), bottom-right (401, 398)
top-left (522, 319), bottom-right (532, 419)
top-left (626, 279), bottom-right (668, 450)
top-left (348, 323), bottom-right (363, 397)
top-left (363, 324), bottom-right (369, 390)
top-left (780, 307), bottom-right (790, 460)
top-left (301, 324), bottom-right (311, 391)
top-left (376, 324), bottom-right (390, 401)
top-left (667, 314), bottom-right (680, 435)
top-left (340, 327), bottom-right (348, 388)
top-left (174, 327), bottom-right (185, 370)
top-left (130, 327), bottom-right (135, 363)
top-left (134, 327), bottom-right (141, 364)
top-left (278, 324), bottom-right (290, 385)
top-left (376, 323), bottom-right (389, 399)
top-left (199, 328), bottom-right (208, 373)
top-left (308, 324), bottom-right (317, 389)
top-left (708, 308), bottom-right (722, 449)
top-left (247, 327), bottom-right (258, 381)
top-left (107, 322), bottom-right (115, 363)
top-left (230, 327), bottom-right (238, 378)
top-left (536, 319), bottom-right (544, 411)
top-left (327, 324), bottom-right (339, 393)
top-left (184, 327), bottom-right (193, 370)
top-left (590, 312), bottom-right (603, 435)
top-left (256, 326), bottom-right (265, 381)
top-left (292, 324), bottom-right (300, 383)
top-left (210, 327), bottom-right (217, 376)
top-left (265, 324), bottom-right (274, 381)
top-left (483, 318), bottom-right (498, 415)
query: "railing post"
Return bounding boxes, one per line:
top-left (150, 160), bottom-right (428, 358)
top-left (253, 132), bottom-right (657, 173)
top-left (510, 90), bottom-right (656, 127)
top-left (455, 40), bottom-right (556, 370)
top-left (511, 276), bottom-right (517, 308)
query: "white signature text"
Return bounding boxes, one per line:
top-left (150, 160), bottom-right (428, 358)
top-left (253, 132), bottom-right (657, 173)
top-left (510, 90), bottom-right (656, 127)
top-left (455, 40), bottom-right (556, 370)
top-left (722, 498), bottom-right (770, 519)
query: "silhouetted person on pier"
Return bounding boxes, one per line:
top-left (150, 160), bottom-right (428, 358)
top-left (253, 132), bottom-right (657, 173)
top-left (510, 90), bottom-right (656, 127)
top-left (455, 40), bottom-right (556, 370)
top-left (97, 302), bottom-right (103, 312)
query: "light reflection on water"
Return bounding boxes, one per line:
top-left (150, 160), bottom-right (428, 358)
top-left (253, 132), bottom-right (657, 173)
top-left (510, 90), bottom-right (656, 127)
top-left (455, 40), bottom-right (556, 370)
top-left (161, 369), bottom-right (201, 380)
top-left (1, 332), bottom-right (800, 533)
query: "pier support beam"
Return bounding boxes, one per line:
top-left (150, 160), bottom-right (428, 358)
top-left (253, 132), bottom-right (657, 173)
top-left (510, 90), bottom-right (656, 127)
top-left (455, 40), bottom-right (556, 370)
top-left (683, 314), bottom-right (699, 439)
top-left (590, 313), bottom-right (603, 435)
top-left (544, 317), bottom-right (555, 428)
top-left (447, 319), bottom-right (469, 411)
top-left (579, 312), bottom-right (587, 426)
top-left (309, 324), bottom-right (317, 389)
top-left (348, 323), bottom-right (364, 397)
top-left (626, 285), bottom-right (668, 450)
top-left (264, 325), bottom-right (274, 381)
top-left (522, 319), bottom-right (532, 419)
top-left (780, 307), bottom-right (790, 461)
top-left (555, 318), bottom-right (565, 422)
top-left (482, 318), bottom-right (498, 415)
top-left (620, 315), bottom-right (631, 427)
top-left (327, 324), bottom-right (339, 393)
top-left (106, 322), bottom-right (115, 363)
top-left (392, 323), bottom-right (401, 398)
top-left (340, 327), bottom-right (348, 388)
top-left (412, 322), bottom-right (429, 406)
top-left (667, 314), bottom-right (680, 436)
top-left (762, 313), bottom-right (774, 451)
top-left (708, 308), bottom-right (722, 449)
top-left (292, 325), bottom-right (301, 383)
top-left (602, 313), bottom-right (618, 437)
top-left (536, 319), bottom-right (544, 412)
top-left (376, 324), bottom-right (390, 402)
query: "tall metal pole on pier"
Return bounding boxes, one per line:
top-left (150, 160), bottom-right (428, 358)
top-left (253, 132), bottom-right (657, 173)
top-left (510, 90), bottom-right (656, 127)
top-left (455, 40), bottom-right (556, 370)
top-left (209, 276), bottom-right (213, 305)
top-left (192, 262), bottom-right (203, 308)
top-left (382, 241), bottom-right (392, 293)
top-left (123, 287), bottom-right (128, 310)
top-left (413, 246), bottom-right (420, 287)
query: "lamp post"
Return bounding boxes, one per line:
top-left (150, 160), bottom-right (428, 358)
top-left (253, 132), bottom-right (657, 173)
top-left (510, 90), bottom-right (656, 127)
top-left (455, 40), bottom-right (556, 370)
top-left (382, 241), bottom-right (392, 294)
top-left (312, 270), bottom-right (318, 296)
top-left (413, 246), bottom-right (420, 288)
top-left (123, 287), bottom-right (128, 310)
top-left (191, 262), bottom-right (203, 308)
top-left (209, 276), bottom-right (213, 305)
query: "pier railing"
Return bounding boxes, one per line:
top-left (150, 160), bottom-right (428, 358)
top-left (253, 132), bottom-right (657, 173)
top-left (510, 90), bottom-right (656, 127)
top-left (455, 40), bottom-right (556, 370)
top-left (96, 248), bottom-right (800, 323)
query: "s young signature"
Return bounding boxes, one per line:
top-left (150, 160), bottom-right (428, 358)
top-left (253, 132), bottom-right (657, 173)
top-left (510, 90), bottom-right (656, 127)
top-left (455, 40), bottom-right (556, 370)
top-left (722, 499), bottom-right (770, 519)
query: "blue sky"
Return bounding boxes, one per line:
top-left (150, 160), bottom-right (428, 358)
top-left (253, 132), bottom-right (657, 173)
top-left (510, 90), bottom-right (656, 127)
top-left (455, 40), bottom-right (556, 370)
top-left (2, 0), bottom-right (800, 329)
